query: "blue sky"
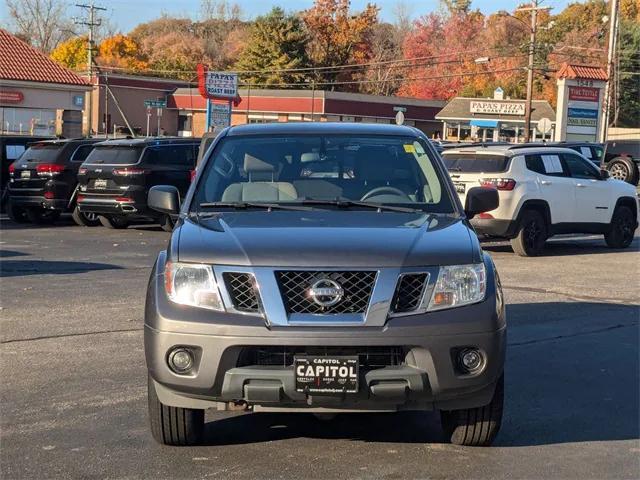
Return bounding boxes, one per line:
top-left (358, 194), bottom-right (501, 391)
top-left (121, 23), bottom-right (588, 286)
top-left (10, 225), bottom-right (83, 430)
top-left (0, 0), bottom-right (579, 33)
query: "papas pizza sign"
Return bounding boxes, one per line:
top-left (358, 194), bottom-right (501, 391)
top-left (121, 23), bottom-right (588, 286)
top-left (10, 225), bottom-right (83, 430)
top-left (470, 101), bottom-right (525, 116)
top-left (197, 64), bottom-right (238, 100)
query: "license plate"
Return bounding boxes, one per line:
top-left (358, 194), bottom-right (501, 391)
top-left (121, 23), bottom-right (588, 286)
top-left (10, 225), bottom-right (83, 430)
top-left (94, 179), bottom-right (107, 189)
top-left (454, 182), bottom-right (466, 194)
top-left (20, 170), bottom-right (31, 179)
top-left (295, 356), bottom-right (359, 394)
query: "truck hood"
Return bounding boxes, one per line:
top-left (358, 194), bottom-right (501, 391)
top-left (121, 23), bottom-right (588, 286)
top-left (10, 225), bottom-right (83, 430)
top-left (176, 211), bottom-right (479, 267)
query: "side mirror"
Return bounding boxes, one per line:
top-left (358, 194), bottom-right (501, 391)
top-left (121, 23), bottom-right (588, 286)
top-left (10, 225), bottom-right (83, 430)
top-left (464, 186), bottom-right (499, 219)
top-left (600, 168), bottom-right (610, 180)
top-left (148, 185), bottom-right (180, 216)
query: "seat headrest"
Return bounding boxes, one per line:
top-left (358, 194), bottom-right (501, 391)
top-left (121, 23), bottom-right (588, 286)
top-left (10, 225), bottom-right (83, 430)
top-left (244, 153), bottom-right (275, 173)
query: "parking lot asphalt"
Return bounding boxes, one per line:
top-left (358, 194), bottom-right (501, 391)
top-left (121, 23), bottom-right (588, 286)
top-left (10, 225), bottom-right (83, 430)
top-left (1, 216), bottom-right (639, 479)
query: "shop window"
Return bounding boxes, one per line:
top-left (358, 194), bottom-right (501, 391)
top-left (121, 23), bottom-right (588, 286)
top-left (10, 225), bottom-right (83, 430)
top-left (1, 107), bottom-right (55, 135)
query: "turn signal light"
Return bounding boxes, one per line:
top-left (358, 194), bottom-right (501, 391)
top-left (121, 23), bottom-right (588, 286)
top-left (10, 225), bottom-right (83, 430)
top-left (78, 167), bottom-right (88, 175)
top-left (36, 164), bottom-right (65, 176)
top-left (479, 178), bottom-right (516, 191)
top-left (115, 196), bottom-right (134, 203)
top-left (8, 164), bottom-right (15, 174)
top-left (43, 191), bottom-right (55, 199)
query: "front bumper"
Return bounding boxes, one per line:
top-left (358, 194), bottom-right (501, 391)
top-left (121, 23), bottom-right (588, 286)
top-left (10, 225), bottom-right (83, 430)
top-left (146, 252), bottom-right (506, 412)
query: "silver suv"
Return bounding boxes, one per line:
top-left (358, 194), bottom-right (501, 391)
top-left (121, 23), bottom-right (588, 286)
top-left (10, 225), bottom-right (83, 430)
top-left (144, 123), bottom-right (505, 447)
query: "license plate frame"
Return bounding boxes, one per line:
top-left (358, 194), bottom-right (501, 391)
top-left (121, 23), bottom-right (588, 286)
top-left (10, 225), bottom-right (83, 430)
top-left (294, 355), bottom-right (359, 395)
top-left (454, 182), bottom-right (466, 194)
top-left (20, 170), bottom-right (31, 179)
top-left (93, 179), bottom-right (107, 189)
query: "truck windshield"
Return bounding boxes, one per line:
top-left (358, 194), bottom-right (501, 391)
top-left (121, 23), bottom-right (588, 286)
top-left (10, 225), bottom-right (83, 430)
top-left (192, 134), bottom-right (456, 213)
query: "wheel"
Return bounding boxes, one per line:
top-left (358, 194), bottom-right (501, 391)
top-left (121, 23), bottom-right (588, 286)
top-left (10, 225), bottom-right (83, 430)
top-left (440, 374), bottom-right (504, 447)
top-left (71, 206), bottom-right (101, 227)
top-left (6, 200), bottom-right (29, 223)
top-left (26, 207), bottom-right (61, 224)
top-left (510, 210), bottom-right (548, 257)
top-left (159, 214), bottom-right (175, 232)
top-left (98, 215), bottom-right (129, 229)
top-left (148, 375), bottom-right (204, 446)
top-left (607, 157), bottom-right (639, 185)
top-left (605, 205), bottom-right (636, 249)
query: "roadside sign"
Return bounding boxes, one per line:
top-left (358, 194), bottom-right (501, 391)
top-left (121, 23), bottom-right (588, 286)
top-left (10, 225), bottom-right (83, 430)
top-left (537, 117), bottom-right (553, 134)
top-left (144, 99), bottom-right (167, 108)
top-left (209, 102), bottom-right (231, 128)
top-left (393, 106), bottom-right (407, 112)
top-left (395, 110), bottom-right (405, 125)
top-left (202, 71), bottom-right (238, 99)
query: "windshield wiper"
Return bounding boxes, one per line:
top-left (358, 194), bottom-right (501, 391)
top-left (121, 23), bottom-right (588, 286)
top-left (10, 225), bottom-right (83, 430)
top-left (299, 199), bottom-right (423, 213)
top-left (198, 201), bottom-right (315, 211)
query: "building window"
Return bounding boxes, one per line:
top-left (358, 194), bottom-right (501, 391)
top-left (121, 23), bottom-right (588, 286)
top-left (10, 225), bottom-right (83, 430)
top-left (1, 107), bottom-right (56, 135)
top-left (178, 114), bottom-right (192, 133)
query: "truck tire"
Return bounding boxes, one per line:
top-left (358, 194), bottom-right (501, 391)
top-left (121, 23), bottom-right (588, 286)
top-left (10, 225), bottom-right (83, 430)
top-left (148, 375), bottom-right (204, 446)
top-left (510, 210), bottom-right (548, 257)
top-left (98, 215), bottom-right (129, 229)
top-left (604, 205), bottom-right (635, 249)
top-left (440, 374), bottom-right (504, 447)
top-left (26, 207), bottom-right (61, 224)
top-left (7, 200), bottom-right (29, 223)
top-left (71, 206), bottom-right (101, 227)
top-left (607, 157), bottom-right (639, 185)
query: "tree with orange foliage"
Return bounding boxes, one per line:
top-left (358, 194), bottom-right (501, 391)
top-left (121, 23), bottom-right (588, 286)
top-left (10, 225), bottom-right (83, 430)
top-left (98, 34), bottom-right (148, 72)
top-left (302, 0), bottom-right (379, 89)
top-left (50, 36), bottom-right (88, 71)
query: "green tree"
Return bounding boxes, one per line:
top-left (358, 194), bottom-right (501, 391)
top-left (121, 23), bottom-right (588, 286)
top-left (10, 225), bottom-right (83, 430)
top-left (234, 8), bottom-right (310, 87)
top-left (615, 20), bottom-right (640, 127)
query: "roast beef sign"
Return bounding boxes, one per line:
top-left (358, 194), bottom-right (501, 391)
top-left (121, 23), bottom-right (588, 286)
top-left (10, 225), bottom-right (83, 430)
top-left (0, 90), bottom-right (24, 104)
top-left (470, 101), bottom-right (525, 116)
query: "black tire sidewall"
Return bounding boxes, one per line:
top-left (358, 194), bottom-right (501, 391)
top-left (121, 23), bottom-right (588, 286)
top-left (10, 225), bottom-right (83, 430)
top-left (607, 157), bottom-right (639, 185)
top-left (99, 215), bottom-right (129, 229)
top-left (513, 210), bottom-right (547, 256)
top-left (605, 206), bottom-right (635, 248)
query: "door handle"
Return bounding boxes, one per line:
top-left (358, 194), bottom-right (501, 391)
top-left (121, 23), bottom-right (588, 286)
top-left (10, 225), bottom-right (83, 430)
top-left (540, 180), bottom-right (552, 185)
top-left (576, 183), bottom-right (587, 188)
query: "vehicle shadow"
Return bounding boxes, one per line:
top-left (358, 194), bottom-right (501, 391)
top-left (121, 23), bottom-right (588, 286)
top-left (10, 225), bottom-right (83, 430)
top-left (0, 260), bottom-right (122, 277)
top-left (195, 301), bottom-right (638, 447)
top-left (0, 249), bottom-right (29, 258)
top-left (482, 235), bottom-right (639, 257)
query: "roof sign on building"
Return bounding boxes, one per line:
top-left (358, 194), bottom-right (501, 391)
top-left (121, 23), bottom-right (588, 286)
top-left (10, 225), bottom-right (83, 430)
top-left (197, 64), bottom-right (238, 100)
top-left (470, 101), bottom-right (525, 116)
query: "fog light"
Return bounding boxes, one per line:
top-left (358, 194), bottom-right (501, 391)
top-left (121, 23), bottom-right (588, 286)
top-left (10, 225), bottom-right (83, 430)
top-left (168, 348), bottom-right (194, 373)
top-left (459, 348), bottom-right (484, 373)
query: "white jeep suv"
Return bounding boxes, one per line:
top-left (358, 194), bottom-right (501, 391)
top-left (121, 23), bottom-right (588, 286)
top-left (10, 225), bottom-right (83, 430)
top-left (442, 145), bottom-right (638, 256)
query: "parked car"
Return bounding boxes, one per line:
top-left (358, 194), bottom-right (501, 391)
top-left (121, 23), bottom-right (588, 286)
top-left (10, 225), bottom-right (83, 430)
top-left (76, 137), bottom-right (199, 230)
top-left (1, 135), bottom-right (53, 210)
top-left (442, 144), bottom-right (638, 256)
top-left (603, 139), bottom-right (639, 185)
top-left (524, 141), bottom-right (604, 167)
top-left (6, 138), bottom-right (102, 225)
top-left (144, 122), bottom-right (505, 447)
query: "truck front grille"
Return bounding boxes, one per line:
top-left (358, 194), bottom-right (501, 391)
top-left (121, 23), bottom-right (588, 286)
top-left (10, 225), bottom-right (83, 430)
top-left (237, 346), bottom-right (406, 369)
top-left (391, 273), bottom-right (429, 313)
top-left (222, 272), bottom-right (261, 313)
top-left (275, 270), bottom-right (377, 314)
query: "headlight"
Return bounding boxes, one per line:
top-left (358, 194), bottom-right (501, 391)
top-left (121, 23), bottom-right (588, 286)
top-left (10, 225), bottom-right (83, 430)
top-left (164, 261), bottom-right (224, 311)
top-left (428, 263), bottom-right (486, 311)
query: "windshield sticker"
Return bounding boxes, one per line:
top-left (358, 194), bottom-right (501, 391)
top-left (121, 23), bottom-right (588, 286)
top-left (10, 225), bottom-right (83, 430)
top-left (541, 155), bottom-right (563, 173)
top-left (403, 144), bottom-right (416, 153)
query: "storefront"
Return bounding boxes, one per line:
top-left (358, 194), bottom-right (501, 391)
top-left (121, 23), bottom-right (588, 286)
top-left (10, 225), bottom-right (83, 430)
top-left (167, 88), bottom-right (446, 138)
top-left (436, 88), bottom-right (556, 143)
top-left (0, 29), bottom-right (91, 138)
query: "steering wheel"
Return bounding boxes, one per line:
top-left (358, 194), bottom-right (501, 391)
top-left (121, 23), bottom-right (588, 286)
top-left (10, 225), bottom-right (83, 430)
top-left (360, 186), bottom-right (411, 202)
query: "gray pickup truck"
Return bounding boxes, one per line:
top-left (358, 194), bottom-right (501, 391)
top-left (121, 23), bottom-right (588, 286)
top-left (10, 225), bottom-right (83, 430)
top-left (144, 123), bottom-right (505, 447)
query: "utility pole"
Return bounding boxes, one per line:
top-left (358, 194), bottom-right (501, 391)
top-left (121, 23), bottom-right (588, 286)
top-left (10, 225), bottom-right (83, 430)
top-left (600, 0), bottom-right (620, 142)
top-left (517, 1), bottom-right (551, 143)
top-left (75, 2), bottom-right (106, 137)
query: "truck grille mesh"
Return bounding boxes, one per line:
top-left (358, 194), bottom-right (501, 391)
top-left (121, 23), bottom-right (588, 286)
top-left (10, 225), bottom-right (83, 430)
top-left (222, 272), bottom-right (261, 313)
top-left (391, 273), bottom-right (429, 313)
top-left (238, 346), bottom-right (405, 369)
top-left (275, 270), bottom-right (377, 314)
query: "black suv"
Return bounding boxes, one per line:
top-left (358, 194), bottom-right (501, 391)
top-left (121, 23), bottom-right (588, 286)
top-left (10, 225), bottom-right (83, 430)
top-left (1, 135), bottom-right (53, 210)
top-left (77, 138), bottom-right (199, 230)
top-left (6, 138), bottom-right (102, 225)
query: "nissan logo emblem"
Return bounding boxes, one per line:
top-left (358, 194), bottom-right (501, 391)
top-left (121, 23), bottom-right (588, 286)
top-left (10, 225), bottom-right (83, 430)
top-left (308, 278), bottom-right (344, 308)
